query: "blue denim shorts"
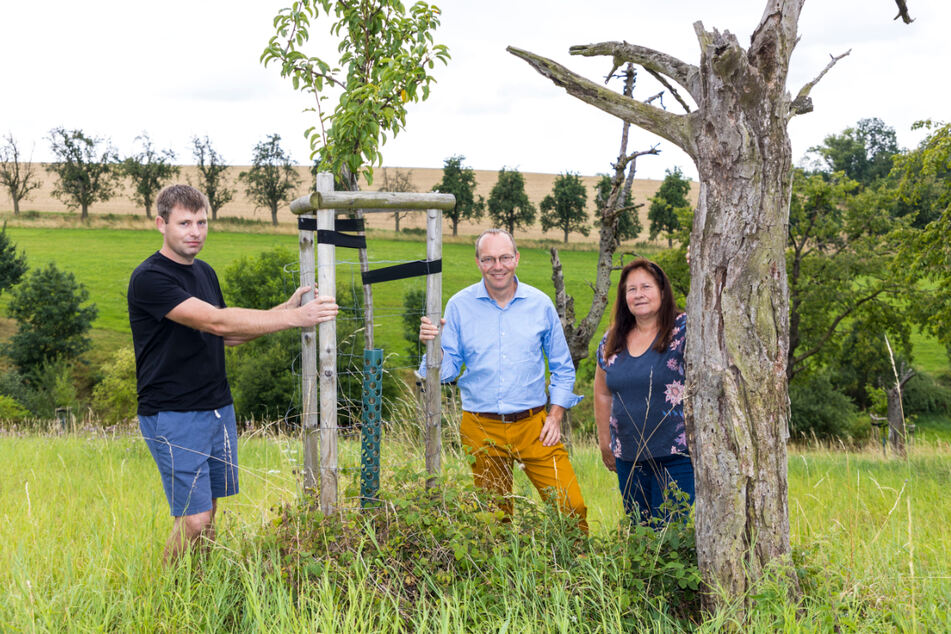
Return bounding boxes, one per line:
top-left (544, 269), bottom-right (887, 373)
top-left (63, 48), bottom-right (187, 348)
top-left (139, 404), bottom-right (239, 517)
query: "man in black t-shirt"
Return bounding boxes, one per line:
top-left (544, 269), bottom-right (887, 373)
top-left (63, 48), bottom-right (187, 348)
top-left (128, 184), bottom-right (338, 563)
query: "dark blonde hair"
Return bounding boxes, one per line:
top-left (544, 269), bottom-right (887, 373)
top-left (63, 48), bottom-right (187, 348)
top-left (156, 184), bottom-right (210, 221)
top-left (603, 258), bottom-right (678, 357)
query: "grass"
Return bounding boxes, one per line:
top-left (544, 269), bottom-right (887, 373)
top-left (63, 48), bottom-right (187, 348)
top-left (0, 429), bottom-right (949, 631)
top-left (0, 224), bottom-right (618, 360)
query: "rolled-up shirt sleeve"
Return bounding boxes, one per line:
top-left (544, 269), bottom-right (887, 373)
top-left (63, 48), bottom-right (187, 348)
top-left (542, 303), bottom-right (583, 409)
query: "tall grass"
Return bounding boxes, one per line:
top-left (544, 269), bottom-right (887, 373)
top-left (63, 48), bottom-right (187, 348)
top-left (1, 428), bottom-right (949, 631)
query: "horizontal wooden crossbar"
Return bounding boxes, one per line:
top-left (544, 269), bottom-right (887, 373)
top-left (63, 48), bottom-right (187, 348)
top-left (290, 191), bottom-right (456, 214)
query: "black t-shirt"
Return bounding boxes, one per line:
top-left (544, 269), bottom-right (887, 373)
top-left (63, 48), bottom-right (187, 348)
top-left (128, 251), bottom-right (232, 415)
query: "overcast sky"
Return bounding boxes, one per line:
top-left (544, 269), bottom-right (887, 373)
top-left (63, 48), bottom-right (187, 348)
top-left (1, 0), bottom-right (945, 180)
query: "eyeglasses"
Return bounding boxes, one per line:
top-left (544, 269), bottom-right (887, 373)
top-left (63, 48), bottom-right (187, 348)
top-left (479, 254), bottom-right (516, 266)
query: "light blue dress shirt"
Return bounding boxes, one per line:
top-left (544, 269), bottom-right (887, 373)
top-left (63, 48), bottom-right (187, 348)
top-left (420, 277), bottom-right (582, 414)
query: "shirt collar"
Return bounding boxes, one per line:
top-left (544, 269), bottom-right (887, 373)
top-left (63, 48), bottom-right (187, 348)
top-left (476, 276), bottom-right (527, 305)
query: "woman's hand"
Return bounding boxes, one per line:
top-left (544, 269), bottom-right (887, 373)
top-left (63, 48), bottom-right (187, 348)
top-left (593, 365), bottom-right (617, 472)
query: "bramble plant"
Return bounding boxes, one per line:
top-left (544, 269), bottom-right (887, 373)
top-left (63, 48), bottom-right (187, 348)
top-left (261, 0), bottom-right (449, 186)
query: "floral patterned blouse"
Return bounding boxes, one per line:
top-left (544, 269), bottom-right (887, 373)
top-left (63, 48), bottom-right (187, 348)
top-left (596, 312), bottom-right (688, 463)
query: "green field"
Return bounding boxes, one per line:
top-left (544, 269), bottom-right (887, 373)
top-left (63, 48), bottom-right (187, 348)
top-left (0, 225), bottom-right (617, 362)
top-left (0, 432), bottom-right (946, 631)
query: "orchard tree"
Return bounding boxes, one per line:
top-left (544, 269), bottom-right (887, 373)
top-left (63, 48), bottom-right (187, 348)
top-left (899, 121), bottom-right (951, 352)
top-left (0, 222), bottom-right (28, 294)
top-left (648, 166), bottom-right (691, 247)
top-left (594, 173), bottom-right (642, 242)
top-left (46, 128), bottom-right (119, 221)
top-left (3, 262), bottom-right (98, 374)
top-left (191, 136), bottom-right (235, 219)
top-left (540, 172), bottom-right (588, 243)
top-left (432, 155), bottom-right (484, 236)
top-left (508, 0), bottom-right (914, 610)
top-left (786, 167), bottom-right (904, 381)
top-left (891, 120), bottom-right (951, 229)
top-left (378, 167), bottom-right (417, 232)
top-left (487, 167), bottom-right (535, 236)
top-left (122, 134), bottom-right (180, 219)
top-left (0, 134), bottom-right (41, 215)
top-left (240, 134), bottom-right (301, 226)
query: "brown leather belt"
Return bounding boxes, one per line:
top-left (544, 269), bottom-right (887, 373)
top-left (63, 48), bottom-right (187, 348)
top-left (470, 406), bottom-right (546, 422)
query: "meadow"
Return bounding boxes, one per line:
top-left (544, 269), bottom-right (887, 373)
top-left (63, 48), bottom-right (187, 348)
top-left (1, 217), bottom-right (949, 630)
top-left (0, 429), bottom-right (947, 632)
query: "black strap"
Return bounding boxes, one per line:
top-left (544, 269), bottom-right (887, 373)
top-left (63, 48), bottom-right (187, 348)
top-left (316, 230), bottom-right (367, 249)
top-left (361, 259), bottom-right (442, 285)
top-left (298, 217), bottom-right (365, 232)
top-left (334, 218), bottom-right (365, 232)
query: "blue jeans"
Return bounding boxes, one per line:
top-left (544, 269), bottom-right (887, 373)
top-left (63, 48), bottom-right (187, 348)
top-left (615, 454), bottom-right (694, 524)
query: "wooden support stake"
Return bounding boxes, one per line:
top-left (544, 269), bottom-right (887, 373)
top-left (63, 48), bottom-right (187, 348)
top-left (299, 183), bottom-right (320, 494)
top-left (316, 173), bottom-right (338, 513)
top-left (424, 208), bottom-right (443, 486)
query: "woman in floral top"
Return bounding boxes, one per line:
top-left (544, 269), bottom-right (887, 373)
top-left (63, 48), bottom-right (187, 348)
top-left (594, 258), bottom-right (694, 522)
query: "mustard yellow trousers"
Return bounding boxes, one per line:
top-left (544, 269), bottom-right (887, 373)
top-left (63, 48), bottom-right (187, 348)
top-left (460, 409), bottom-right (588, 532)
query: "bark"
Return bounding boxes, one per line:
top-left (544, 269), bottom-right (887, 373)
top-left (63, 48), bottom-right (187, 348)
top-left (886, 366), bottom-right (914, 458)
top-left (510, 0), bottom-right (808, 611)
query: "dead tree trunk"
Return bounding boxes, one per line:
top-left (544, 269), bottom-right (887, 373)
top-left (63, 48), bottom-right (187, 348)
top-left (508, 0), bottom-right (848, 611)
top-left (549, 64), bottom-right (658, 368)
top-left (886, 361), bottom-right (915, 458)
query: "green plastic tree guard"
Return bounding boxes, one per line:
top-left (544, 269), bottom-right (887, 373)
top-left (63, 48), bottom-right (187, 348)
top-left (360, 348), bottom-right (383, 507)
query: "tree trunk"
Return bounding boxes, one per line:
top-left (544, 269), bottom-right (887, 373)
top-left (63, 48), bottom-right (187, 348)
top-left (563, 227), bottom-right (569, 243)
top-left (13, 198), bottom-right (19, 215)
top-left (394, 212), bottom-right (401, 232)
top-left (81, 202), bottom-right (88, 221)
top-left (886, 385), bottom-right (907, 458)
top-left (270, 203), bottom-right (279, 226)
top-left (509, 0), bottom-right (808, 612)
top-left (452, 217), bottom-right (459, 236)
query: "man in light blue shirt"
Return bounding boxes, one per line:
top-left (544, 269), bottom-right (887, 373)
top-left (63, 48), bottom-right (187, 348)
top-left (421, 228), bottom-right (587, 530)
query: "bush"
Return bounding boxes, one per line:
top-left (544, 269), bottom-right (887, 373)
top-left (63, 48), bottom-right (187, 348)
top-left (789, 371), bottom-right (868, 441)
top-left (401, 287), bottom-right (426, 367)
top-left (902, 372), bottom-right (951, 416)
top-left (3, 262), bottom-right (97, 374)
top-left (91, 347), bottom-right (137, 425)
top-left (222, 248), bottom-right (402, 428)
top-left (0, 394), bottom-right (30, 422)
top-left (263, 467), bottom-right (701, 627)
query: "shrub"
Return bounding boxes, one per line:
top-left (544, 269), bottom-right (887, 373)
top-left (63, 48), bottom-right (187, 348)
top-left (91, 347), bottom-right (137, 425)
top-left (0, 394), bottom-right (30, 422)
top-left (401, 287), bottom-right (426, 367)
top-left (3, 262), bottom-right (97, 374)
top-left (789, 371), bottom-right (868, 441)
top-left (902, 371), bottom-right (951, 416)
top-left (262, 467), bottom-right (701, 628)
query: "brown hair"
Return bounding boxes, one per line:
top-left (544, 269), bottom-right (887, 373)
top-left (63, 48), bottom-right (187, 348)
top-left (603, 258), bottom-right (679, 358)
top-left (156, 184), bottom-right (210, 221)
